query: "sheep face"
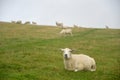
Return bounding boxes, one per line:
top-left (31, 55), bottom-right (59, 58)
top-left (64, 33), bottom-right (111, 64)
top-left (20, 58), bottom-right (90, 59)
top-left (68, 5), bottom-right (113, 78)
top-left (61, 48), bottom-right (72, 59)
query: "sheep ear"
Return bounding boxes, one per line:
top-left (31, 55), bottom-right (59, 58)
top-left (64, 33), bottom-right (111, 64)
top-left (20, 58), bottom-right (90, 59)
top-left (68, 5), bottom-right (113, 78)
top-left (61, 48), bottom-right (64, 51)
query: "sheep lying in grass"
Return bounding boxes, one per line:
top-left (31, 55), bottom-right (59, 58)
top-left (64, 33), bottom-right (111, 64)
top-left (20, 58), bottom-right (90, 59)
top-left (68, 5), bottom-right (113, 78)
top-left (61, 48), bottom-right (96, 72)
top-left (60, 28), bottom-right (72, 36)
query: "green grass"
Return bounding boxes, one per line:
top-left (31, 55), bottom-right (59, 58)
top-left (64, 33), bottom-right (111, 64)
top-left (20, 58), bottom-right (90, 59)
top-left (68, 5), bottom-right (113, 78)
top-left (0, 22), bottom-right (120, 80)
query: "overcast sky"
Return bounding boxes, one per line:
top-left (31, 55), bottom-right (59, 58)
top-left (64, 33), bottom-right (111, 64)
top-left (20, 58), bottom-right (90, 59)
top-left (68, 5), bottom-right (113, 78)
top-left (0, 0), bottom-right (120, 28)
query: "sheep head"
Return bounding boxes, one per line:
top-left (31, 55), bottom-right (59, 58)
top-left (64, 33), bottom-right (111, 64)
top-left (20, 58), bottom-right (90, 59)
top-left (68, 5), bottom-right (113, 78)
top-left (61, 48), bottom-right (72, 59)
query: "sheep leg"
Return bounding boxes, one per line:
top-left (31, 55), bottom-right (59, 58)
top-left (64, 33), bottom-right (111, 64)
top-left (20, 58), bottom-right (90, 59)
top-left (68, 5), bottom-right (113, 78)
top-left (90, 65), bottom-right (96, 71)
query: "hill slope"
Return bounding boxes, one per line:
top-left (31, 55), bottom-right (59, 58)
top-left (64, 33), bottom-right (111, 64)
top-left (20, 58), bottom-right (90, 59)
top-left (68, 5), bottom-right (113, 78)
top-left (0, 22), bottom-right (120, 80)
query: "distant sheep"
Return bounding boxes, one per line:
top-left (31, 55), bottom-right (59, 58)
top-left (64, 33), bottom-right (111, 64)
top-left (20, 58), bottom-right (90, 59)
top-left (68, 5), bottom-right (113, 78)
top-left (24, 21), bottom-right (31, 25)
top-left (11, 21), bottom-right (16, 23)
top-left (73, 24), bottom-right (79, 28)
top-left (56, 22), bottom-right (63, 28)
top-left (32, 21), bottom-right (37, 25)
top-left (61, 48), bottom-right (96, 72)
top-left (60, 28), bottom-right (72, 36)
top-left (16, 20), bottom-right (22, 24)
top-left (105, 25), bottom-right (109, 29)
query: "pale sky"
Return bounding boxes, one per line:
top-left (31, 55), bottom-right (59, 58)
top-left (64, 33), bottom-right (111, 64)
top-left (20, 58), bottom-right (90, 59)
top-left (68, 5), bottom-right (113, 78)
top-left (0, 0), bottom-right (120, 29)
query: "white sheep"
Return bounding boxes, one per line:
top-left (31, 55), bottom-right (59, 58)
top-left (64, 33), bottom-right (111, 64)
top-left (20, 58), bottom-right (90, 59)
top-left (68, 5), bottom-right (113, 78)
top-left (105, 25), bottom-right (109, 29)
top-left (11, 21), bottom-right (16, 23)
top-left (24, 21), bottom-right (31, 25)
top-left (73, 24), bottom-right (79, 28)
top-left (56, 22), bottom-right (63, 28)
top-left (32, 21), bottom-right (37, 25)
top-left (60, 28), bottom-right (72, 36)
top-left (16, 20), bottom-right (22, 24)
top-left (61, 48), bottom-right (96, 72)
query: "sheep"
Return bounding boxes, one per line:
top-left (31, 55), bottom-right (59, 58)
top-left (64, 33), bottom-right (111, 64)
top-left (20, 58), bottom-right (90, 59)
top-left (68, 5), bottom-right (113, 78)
top-left (61, 48), bottom-right (96, 72)
top-left (32, 21), bottom-right (37, 25)
top-left (16, 20), bottom-right (22, 24)
top-left (11, 21), bottom-right (16, 23)
top-left (24, 21), bottom-right (31, 25)
top-left (105, 25), bottom-right (109, 29)
top-left (56, 22), bottom-right (63, 28)
top-left (60, 28), bottom-right (72, 36)
top-left (73, 24), bottom-right (83, 28)
top-left (73, 24), bottom-right (79, 28)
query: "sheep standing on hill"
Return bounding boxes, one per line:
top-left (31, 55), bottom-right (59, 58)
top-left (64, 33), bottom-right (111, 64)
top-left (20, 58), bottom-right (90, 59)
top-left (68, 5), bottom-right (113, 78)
top-left (60, 28), bottom-right (72, 36)
top-left (32, 21), bottom-right (37, 25)
top-left (16, 20), bottom-right (22, 24)
top-left (73, 24), bottom-right (79, 28)
top-left (56, 22), bottom-right (63, 28)
top-left (61, 48), bottom-right (96, 72)
top-left (105, 25), bottom-right (109, 29)
top-left (11, 21), bottom-right (16, 23)
top-left (24, 21), bottom-right (31, 25)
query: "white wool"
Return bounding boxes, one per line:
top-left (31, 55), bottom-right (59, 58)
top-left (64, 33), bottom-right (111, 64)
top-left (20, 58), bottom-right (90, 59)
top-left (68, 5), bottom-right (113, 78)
top-left (56, 22), bottom-right (63, 28)
top-left (61, 48), bottom-right (96, 72)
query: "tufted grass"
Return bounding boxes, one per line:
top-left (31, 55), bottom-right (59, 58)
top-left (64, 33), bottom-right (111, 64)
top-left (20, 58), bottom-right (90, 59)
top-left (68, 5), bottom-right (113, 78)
top-left (0, 22), bottom-right (120, 80)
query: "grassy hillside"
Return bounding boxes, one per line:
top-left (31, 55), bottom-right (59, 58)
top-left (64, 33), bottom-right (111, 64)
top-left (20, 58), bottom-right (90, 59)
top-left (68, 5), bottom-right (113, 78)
top-left (0, 22), bottom-right (120, 80)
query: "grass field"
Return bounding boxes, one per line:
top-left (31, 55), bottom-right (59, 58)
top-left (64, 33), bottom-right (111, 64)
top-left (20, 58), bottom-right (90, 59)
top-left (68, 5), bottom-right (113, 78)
top-left (0, 22), bottom-right (120, 80)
